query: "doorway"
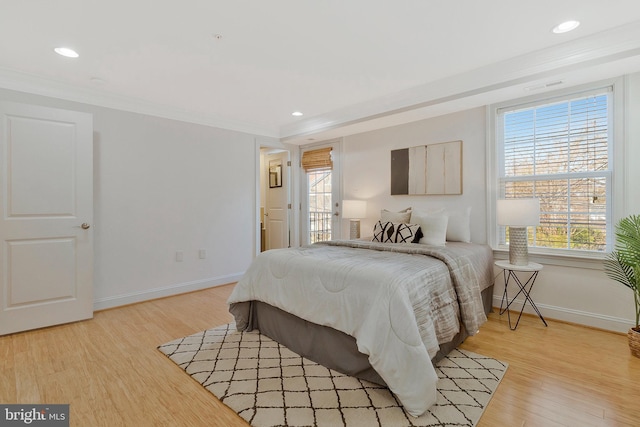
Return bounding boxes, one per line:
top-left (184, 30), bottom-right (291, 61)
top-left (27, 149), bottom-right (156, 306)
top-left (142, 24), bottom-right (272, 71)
top-left (300, 140), bottom-right (342, 245)
top-left (260, 148), bottom-right (290, 251)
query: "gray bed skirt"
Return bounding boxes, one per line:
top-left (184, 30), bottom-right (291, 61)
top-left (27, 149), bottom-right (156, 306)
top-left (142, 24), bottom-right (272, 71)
top-left (229, 284), bottom-right (494, 386)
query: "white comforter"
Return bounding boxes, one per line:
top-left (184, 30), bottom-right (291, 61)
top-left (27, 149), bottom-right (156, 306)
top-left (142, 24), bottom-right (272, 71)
top-left (227, 240), bottom-right (490, 416)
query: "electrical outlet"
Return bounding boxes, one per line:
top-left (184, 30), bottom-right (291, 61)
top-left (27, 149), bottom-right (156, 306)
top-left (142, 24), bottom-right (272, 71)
top-left (176, 250), bottom-right (184, 262)
top-left (199, 249), bottom-right (207, 259)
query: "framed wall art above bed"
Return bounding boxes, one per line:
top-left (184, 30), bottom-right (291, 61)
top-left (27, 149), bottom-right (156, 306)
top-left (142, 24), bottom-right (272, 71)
top-left (391, 140), bottom-right (462, 195)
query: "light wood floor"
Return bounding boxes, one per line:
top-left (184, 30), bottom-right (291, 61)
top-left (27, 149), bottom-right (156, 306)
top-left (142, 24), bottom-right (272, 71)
top-left (1, 284), bottom-right (639, 426)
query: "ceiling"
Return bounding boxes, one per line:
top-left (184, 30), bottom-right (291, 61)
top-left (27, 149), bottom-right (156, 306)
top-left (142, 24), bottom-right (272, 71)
top-left (2, 1), bottom-right (640, 144)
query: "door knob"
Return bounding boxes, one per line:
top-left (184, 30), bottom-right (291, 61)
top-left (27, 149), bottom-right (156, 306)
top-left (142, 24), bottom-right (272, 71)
top-left (81, 223), bottom-right (91, 229)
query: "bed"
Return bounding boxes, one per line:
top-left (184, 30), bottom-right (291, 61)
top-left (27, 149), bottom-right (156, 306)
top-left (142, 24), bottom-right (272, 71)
top-left (227, 239), bottom-right (493, 417)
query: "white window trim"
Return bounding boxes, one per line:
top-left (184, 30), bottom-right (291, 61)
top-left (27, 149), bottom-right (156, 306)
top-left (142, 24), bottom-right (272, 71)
top-left (486, 77), bottom-right (626, 270)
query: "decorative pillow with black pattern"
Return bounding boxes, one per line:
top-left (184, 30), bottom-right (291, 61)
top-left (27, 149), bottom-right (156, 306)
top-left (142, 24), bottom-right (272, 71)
top-left (372, 221), bottom-right (423, 243)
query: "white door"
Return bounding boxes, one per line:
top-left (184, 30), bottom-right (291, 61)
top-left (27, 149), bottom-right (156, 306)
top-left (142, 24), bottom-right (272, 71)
top-left (301, 141), bottom-right (342, 245)
top-left (0, 101), bottom-right (93, 335)
top-left (265, 151), bottom-right (290, 249)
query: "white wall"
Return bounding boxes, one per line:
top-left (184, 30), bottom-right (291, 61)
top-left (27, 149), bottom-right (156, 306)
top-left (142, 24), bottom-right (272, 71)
top-left (4, 70), bottom-right (638, 330)
top-left (341, 74), bottom-right (640, 333)
top-left (625, 73), bottom-right (640, 215)
top-left (0, 88), bottom-right (258, 310)
top-left (342, 107), bottom-right (487, 242)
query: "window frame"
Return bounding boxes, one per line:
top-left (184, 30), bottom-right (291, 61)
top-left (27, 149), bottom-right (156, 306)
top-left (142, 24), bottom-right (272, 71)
top-left (486, 77), bottom-right (625, 268)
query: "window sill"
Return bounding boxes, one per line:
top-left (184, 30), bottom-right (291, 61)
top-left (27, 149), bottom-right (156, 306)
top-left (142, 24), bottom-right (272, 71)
top-left (492, 247), bottom-right (605, 270)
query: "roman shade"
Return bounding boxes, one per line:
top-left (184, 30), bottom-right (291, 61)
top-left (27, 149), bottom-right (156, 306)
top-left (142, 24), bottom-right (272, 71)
top-left (301, 147), bottom-right (333, 172)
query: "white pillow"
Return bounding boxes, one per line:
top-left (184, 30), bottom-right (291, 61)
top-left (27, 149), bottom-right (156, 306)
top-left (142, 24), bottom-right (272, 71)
top-left (410, 211), bottom-right (448, 246)
top-left (380, 207), bottom-right (412, 223)
top-left (445, 207), bottom-right (471, 242)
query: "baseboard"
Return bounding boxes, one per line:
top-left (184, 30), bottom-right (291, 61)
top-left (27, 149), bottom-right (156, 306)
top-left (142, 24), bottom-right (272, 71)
top-left (93, 273), bottom-right (244, 311)
top-left (492, 295), bottom-right (634, 334)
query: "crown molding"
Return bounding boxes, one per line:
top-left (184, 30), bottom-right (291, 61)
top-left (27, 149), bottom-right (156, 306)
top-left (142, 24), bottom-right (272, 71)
top-left (0, 67), bottom-right (279, 138)
top-left (281, 20), bottom-right (640, 141)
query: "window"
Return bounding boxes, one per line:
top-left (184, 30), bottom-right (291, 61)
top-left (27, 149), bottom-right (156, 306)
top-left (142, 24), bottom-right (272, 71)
top-left (496, 87), bottom-right (613, 253)
top-left (307, 169), bottom-right (332, 243)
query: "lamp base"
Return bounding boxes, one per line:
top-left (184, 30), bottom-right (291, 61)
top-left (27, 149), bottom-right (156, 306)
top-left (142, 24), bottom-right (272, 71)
top-left (508, 227), bottom-right (529, 266)
top-left (349, 220), bottom-right (361, 240)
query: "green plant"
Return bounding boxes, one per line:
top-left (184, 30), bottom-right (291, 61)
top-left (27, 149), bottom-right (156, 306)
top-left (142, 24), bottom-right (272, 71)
top-left (603, 214), bottom-right (640, 329)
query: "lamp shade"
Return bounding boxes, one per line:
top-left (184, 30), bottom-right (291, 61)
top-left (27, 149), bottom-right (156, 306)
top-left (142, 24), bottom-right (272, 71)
top-left (342, 200), bottom-right (367, 219)
top-left (497, 199), bottom-right (540, 226)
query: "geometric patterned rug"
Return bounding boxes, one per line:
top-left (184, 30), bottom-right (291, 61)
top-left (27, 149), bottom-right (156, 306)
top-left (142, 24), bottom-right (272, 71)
top-left (158, 323), bottom-right (507, 427)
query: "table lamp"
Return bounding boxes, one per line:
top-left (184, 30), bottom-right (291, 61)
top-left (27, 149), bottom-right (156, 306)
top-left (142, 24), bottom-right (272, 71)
top-left (342, 200), bottom-right (367, 239)
top-left (497, 198), bottom-right (540, 266)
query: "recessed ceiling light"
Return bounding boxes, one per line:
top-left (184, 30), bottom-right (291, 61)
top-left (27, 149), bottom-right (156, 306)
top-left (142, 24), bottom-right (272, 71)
top-left (54, 47), bottom-right (79, 58)
top-left (292, 111), bottom-right (303, 117)
top-left (552, 20), bottom-right (580, 34)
